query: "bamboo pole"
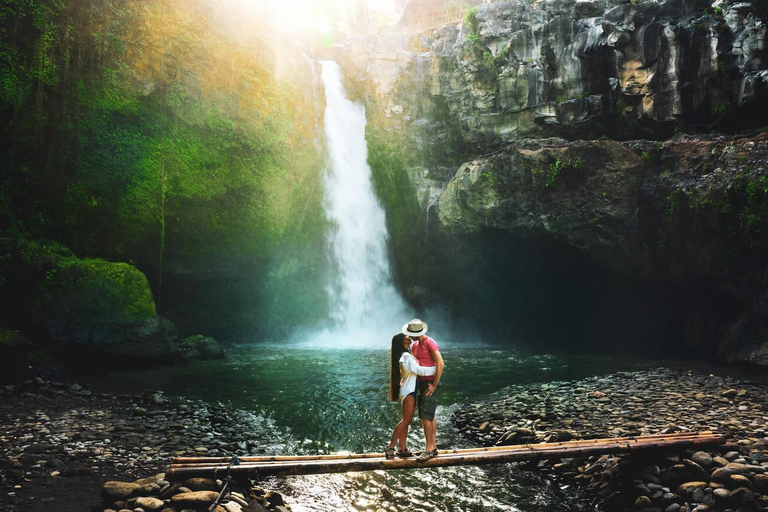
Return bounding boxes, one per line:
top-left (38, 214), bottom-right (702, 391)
top-left (169, 434), bottom-right (722, 469)
top-left (166, 433), bottom-right (724, 479)
top-left (170, 431), bottom-right (720, 465)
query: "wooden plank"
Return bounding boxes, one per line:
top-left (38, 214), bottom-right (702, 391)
top-left (168, 432), bottom-right (721, 469)
top-left (170, 431), bottom-right (718, 465)
top-left (166, 432), bottom-right (725, 479)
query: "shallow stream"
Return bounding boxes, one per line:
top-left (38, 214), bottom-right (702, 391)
top-left (81, 342), bottom-right (677, 511)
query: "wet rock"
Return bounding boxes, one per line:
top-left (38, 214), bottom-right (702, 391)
top-left (753, 473), bottom-right (768, 492)
top-left (678, 481), bottom-right (709, 496)
top-left (170, 490), bottom-right (220, 509)
top-left (264, 491), bottom-right (285, 507)
top-left (728, 474), bottom-right (752, 489)
top-left (102, 481), bottom-right (140, 501)
top-left (23, 443), bottom-right (55, 454)
top-left (221, 502), bottom-right (242, 512)
top-left (62, 465), bottom-right (94, 477)
top-left (134, 497), bottom-right (165, 510)
top-left (691, 452), bottom-right (714, 469)
top-left (183, 477), bottom-right (219, 492)
top-left (137, 483), bottom-right (162, 496)
top-left (730, 487), bottom-right (755, 505)
top-left (635, 495), bottom-right (653, 507)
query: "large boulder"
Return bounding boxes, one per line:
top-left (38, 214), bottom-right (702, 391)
top-left (31, 256), bottom-right (178, 361)
top-left (179, 334), bottom-right (224, 359)
top-left (0, 327), bottom-right (33, 354)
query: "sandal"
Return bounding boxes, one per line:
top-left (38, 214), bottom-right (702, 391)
top-left (384, 446), bottom-right (395, 460)
top-left (417, 449), bottom-right (438, 462)
top-left (397, 449), bottom-right (414, 458)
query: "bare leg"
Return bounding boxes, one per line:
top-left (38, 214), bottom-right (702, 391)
top-left (389, 395), bottom-right (416, 450)
top-left (421, 418), bottom-right (436, 451)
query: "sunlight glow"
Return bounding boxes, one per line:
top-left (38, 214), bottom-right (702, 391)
top-left (245, 0), bottom-right (398, 37)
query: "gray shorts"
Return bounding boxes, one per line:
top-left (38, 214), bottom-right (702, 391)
top-left (417, 380), bottom-right (440, 420)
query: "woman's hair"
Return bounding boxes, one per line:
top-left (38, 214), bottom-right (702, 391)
top-left (388, 333), bottom-right (407, 401)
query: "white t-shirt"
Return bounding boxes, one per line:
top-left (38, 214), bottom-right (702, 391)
top-left (398, 351), bottom-right (436, 402)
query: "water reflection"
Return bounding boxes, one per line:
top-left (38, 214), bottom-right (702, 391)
top-left (81, 344), bottom-right (672, 511)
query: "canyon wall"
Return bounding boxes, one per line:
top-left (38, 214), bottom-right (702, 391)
top-left (339, 0), bottom-right (768, 365)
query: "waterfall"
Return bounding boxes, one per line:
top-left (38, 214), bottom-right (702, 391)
top-left (314, 60), bottom-right (408, 345)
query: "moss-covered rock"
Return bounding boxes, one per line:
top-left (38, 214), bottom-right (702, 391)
top-left (0, 326), bottom-right (31, 350)
top-left (179, 335), bottom-right (224, 360)
top-left (31, 256), bottom-right (177, 360)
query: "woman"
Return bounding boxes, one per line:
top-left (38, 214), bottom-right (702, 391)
top-left (385, 332), bottom-right (436, 459)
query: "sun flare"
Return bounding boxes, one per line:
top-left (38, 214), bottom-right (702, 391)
top-left (250, 0), bottom-right (398, 37)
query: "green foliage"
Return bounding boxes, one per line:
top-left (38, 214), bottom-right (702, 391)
top-left (661, 172), bottom-right (768, 276)
top-left (665, 189), bottom-right (683, 219)
top-left (464, 7), bottom-right (480, 41)
top-left (0, 0), bottom-right (325, 313)
top-left (701, 6), bottom-right (724, 20)
top-left (365, 129), bottom-right (424, 289)
top-left (533, 157), bottom-right (584, 188)
top-left (615, 98), bottom-right (639, 137)
top-left (740, 175), bottom-right (768, 246)
top-left (710, 101), bottom-right (731, 129)
top-left (0, 328), bottom-right (16, 347)
top-left (0, 0), bottom-right (66, 111)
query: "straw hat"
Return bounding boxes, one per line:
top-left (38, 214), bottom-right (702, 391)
top-left (402, 319), bottom-right (428, 338)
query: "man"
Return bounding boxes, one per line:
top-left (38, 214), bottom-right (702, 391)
top-left (402, 318), bottom-right (444, 462)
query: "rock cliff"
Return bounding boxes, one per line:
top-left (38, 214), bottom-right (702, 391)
top-left (338, 0), bottom-right (768, 365)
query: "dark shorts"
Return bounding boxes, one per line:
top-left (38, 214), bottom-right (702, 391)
top-left (417, 380), bottom-right (440, 420)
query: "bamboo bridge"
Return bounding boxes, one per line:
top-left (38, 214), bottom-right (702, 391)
top-left (166, 431), bottom-right (724, 479)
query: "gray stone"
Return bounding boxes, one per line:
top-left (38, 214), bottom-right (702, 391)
top-left (691, 451), bottom-right (714, 469)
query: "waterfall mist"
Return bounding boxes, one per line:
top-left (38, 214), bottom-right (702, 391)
top-left (300, 61), bottom-right (408, 348)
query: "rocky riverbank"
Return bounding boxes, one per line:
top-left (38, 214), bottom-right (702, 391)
top-left (453, 368), bottom-right (768, 512)
top-left (0, 379), bottom-right (293, 511)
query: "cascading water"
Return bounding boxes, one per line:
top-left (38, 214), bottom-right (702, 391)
top-left (315, 60), bottom-right (408, 344)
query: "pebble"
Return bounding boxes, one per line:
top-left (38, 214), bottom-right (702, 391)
top-left (0, 380), bottom-right (293, 512)
top-left (453, 368), bottom-right (768, 512)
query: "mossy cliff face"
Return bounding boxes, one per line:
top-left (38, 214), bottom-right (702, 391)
top-left (0, 0), bottom-right (328, 341)
top-left (339, 0), bottom-right (768, 365)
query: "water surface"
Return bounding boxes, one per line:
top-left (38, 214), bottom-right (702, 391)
top-left (82, 343), bottom-right (671, 511)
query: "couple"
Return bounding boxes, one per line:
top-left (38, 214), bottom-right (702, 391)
top-left (386, 319), bottom-right (444, 462)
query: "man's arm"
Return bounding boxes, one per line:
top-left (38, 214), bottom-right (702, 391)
top-left (426, 349), bottom-right (444, 396)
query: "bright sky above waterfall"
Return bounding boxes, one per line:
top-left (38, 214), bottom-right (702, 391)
top-left (240, 0), bottom-right (399, 36)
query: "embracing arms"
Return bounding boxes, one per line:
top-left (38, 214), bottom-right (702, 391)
top-left (425, 349), bottom-right (444, 397)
